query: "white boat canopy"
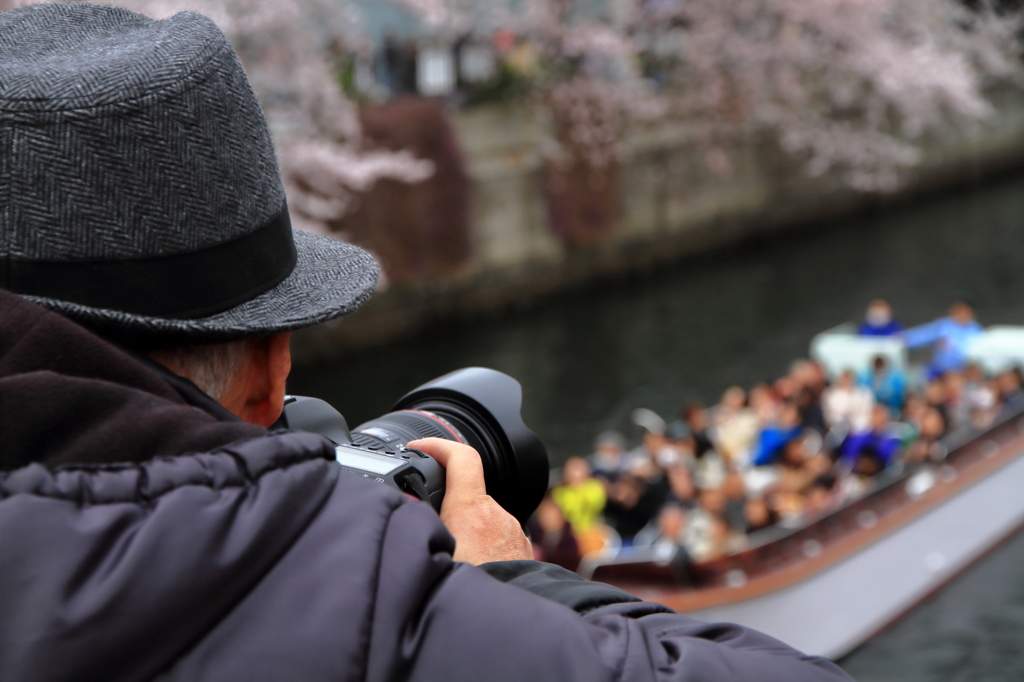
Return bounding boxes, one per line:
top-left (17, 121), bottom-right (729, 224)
top-left (967, 326), bottom-right (1024, 374)
top-left (809, 324), bottom-right (1024, 380)
top-left (809, 324), bottom-right (906, 379)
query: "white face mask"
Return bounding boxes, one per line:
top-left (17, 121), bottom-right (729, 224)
top-left (656, 445), bottom-right (682, 468)
top-left (867, 306), bottom-right (891, 326)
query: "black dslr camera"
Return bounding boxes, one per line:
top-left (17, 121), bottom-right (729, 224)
top-left (274, 367), bottom-right (549, 525)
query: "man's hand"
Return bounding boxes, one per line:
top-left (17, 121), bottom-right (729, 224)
top-left (407, 438), bottom-right (533, 565)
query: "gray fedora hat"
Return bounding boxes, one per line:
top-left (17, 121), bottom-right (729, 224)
top-left (0, 3), bottom-right (379, 345)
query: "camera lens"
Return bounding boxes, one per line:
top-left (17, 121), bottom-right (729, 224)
top-left (352, 368), bottom-right (549, 525)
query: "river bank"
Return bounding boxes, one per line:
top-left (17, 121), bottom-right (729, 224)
top-left (292, 86), bottom-right (1024, 366)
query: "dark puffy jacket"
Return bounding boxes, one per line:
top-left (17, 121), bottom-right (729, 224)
top-left (0, 291), bottom-right (852, 682)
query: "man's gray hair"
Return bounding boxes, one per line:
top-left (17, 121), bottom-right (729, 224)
top-left (147, 340), bottom-right (252, 402)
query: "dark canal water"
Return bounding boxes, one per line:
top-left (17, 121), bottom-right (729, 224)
top-left (839, 525), bottom-right (1024, 681)
top-left (289, 172), bottom-right (1024, 680)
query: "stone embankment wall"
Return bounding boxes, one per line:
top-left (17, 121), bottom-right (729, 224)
top-left (292, 87), bottom-right (1024, 364)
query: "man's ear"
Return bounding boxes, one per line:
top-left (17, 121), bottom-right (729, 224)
top-left (230, 332), bottom-right (292, 427)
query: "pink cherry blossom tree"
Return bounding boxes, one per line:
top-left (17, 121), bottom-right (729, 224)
top-left (5, 0), bottom-right (1021, 214)
top-left (394, 0), bottom-right (1022, 190)
top-left (630, 0), bottom-right (1024, 189)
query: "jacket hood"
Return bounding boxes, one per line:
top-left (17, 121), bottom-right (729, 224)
top-left (0, 289), bottom-right (263, 471)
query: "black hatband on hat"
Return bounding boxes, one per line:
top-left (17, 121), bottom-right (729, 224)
top-left (2, 207), bottom-right (296, 320)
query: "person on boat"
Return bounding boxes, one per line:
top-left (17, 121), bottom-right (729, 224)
top-left (838, 405), bottom-right (903, 475)
top-left (751, 400), bottom-right (805, 466)
top-left (801, 473), bottom-right (841, 520)
top-left (858, 299), bottom-right (903, 336)
top-left (905, 405), bottom-right (949, 463)
top-left (596, 420), bottom-right (674, 544)
top-left (686, 487), bottom-right (730, 561)
top-left (664, 419), bottom-right (697, 467)
top-left (666, 464), bottom-right (699, 509)
top-left (0, 6), bottom-right (856, 682)
top-left (721, 469), bottom-right (749, 533)
top-left (822, 369), bottom-right (875, 435)
top-left (588, 429), bottom-right (629, 480)
top-left (772, 437), bottom-right (833, 497)
top-left (962, 363), bottom-right (998, 428)
top-left (770, 444), bottom-right (839, 518)
top-left (743, 495), bottom-right (780, 533)
top-left (922, 374), bottom-right (955, 430)
top-left (682, 403), bottom-right (716, 458)
top-left (902, 301), bottom-right (983, 379)
top-left (901, 391), bottom-right (928, 434)
top-left (794, 382), bottom-right (828, 433)
top-left (996, 368), bottom-right (1024, 414)
top-left (750, 381), bottom-right (782, 424)
top-left (647, 505), bottom-right (696, 581)
top-left (630, 411), bottom-right (686, 471)
top-left (858, 355), bottom-right (907, 415)
top-left (942, 370), bottom-right (977, 430)
top-left (528, 495), bottom-right (582, 572)
top-left (710, 385), bottom-right (761, 465)
top-left (551, 456), bottom-right (608, 555)
top-left (791, 360), bottom-right (829, 400)
top-left (775, 362), bottom-right (828, 433)
top-left (603, 471), bottom-right (667, 543)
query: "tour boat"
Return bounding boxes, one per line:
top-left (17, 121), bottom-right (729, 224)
top-left (580, 325), bottom-right (1024, 660)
